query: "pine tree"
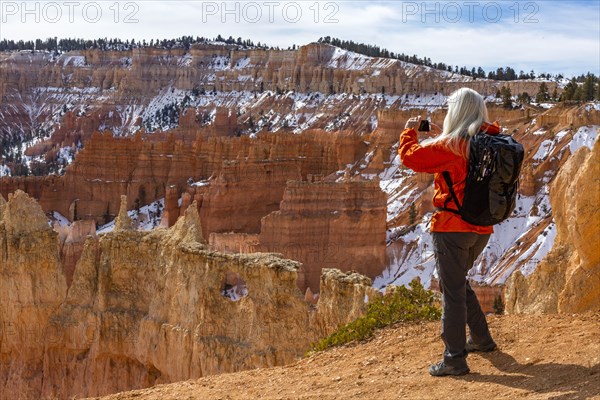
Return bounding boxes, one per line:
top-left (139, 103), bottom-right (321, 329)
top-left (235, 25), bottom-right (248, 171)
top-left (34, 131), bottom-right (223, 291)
top-left (518, 92), bottom-right (531, 104)
top-left (561, 79), bottom-right (578, 101)
top-left (535, 82), bottom-right (549, 103)
top-left (581, 73), bottom-right (596, 101)
top-left (501, 86), bottom-right (512, 108)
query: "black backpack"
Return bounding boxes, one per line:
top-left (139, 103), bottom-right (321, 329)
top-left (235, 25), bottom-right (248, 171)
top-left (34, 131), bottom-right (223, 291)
top-left (440, 132), bottom-right (524, 226)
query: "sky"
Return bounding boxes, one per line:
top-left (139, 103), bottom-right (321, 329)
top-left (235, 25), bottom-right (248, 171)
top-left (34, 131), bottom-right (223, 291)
top-left (0, 0), bottom-right (599, 77)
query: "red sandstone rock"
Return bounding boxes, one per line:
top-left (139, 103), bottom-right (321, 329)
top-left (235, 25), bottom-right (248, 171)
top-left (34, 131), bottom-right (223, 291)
top-left (0, 193), bottom-right (376, 398)
top-left (259, 178), bottom-right (387, 292)
top-left (57, 219), bottom-right (97, 286)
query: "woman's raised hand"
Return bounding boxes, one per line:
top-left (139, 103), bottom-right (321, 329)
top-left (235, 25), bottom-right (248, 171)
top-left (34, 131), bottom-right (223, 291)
top-left (404, 116), bottom-right (421, 130)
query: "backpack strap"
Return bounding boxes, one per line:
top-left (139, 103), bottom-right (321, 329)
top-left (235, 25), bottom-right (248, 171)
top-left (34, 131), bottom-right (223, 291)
top-left (441, 171), bottom-right (462, 211)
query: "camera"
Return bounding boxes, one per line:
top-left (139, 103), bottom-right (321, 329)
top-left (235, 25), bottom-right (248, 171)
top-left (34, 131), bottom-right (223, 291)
top-left (418, 119), bottom-right (430, 132)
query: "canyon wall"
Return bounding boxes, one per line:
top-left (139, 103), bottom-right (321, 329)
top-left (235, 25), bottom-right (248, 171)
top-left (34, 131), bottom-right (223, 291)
top-left (1, 129), bottom-right (366, 226)
top-left (197, 159), bottom-right (302, 235)
top-left (0, 42), bottom-right (556, 179)
top-left (0, 191), bottom-right (378, 399)
top-left (0, 43), bottom-right (557, 103)
top-left (259, 178), bottom-right (387, 293)
top-left (1, 132), bottom-right (194, 222)
top-left (505, 137), bottom-right (600, 314)
top-left (208, 175), bottom-right (388, 294)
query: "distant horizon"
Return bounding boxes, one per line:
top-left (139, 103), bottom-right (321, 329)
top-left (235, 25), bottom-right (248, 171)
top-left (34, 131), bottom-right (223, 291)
top-left (0, 34), bottom-right (595, 81)
top-left (1, 1), bottom-right (598, 77)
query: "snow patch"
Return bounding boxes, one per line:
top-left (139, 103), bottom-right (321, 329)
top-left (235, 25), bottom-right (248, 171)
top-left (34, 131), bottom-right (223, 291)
top-left (222, 284), bottom-right (249, 301)
top-left (51, 211), bottom-right (71, 227)
top-left (374, 222), bottom-right (436, 290)
top-left (570, 125), bottom-right (599, 153)
top-left (0, 164), bottom-right (10, 177)
top-left (62, 55), bottom-right (87, 67)
top-left (97, 199), bottom-right (165, 234)
top-left (585, 102), bottom-right (600, 111)
top-left (233, 57), bottom-right (252, 69)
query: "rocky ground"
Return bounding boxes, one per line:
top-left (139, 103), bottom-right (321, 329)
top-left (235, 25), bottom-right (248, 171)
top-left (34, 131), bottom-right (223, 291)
top-left (96, 312), bottom-right (600, 400)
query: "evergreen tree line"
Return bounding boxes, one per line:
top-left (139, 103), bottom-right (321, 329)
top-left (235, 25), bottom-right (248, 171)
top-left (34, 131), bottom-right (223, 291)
top-left (1, 34), bottom-right (594, 84)
top-left (559, 74), bottom-right (599, 102)
top-left (498, 73), bottom-right (599, 109)
top-left (0, 35), bottom-right (268, 52)
top-left (317, 36), bottom-right (592, 83)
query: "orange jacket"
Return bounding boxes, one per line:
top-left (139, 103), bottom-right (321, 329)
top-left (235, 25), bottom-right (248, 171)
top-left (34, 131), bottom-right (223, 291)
top-left (398, 122), bottom-right (500, 234)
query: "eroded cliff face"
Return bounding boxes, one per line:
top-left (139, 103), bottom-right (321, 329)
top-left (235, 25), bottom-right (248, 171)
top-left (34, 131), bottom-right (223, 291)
top-left (0, 191), bottom-right (376, 399)
top-left (208, 175), bottom-right (388, 294)
top-left (1, 129), bottom-right (366, 227)
top-left (505, 136), bottom-right (600, 314)
top-left (0, 43), bottom-right (556, 103)
top-left (0, 42), bottom-right (557, 184)
top-left (0, 191), bottom-right (68, 399)
top-left (54, 218), bottom-right (97, 286)
top-left (259, 178), bottom-right (387, 293)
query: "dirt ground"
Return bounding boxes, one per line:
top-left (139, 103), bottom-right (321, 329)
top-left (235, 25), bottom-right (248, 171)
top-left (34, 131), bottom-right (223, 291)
top-left (96, 313), bottom-right (600, 400)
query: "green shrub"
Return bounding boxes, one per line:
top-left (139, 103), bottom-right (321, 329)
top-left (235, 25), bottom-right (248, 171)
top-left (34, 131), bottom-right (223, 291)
top-left (309, 279), bottom-right (441, 353)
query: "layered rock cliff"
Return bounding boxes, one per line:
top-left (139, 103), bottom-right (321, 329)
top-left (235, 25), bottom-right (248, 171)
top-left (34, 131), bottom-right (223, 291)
top-left (259, 178), bottom-right (387, 293)
top-left (0, 191), bottom-right (378, 399)
top-left (505, 136), bottom-right (600, 314)
top-left (0, 42), bottom-right (556, 181)
top-left (209, 175), bottom-right (388, 294)
top-left (0, 43), bottom-right (556, 103)
top-left (0, 191), bottom-right (68, 399)
top-left (1, 129), bottom-right (365, 227)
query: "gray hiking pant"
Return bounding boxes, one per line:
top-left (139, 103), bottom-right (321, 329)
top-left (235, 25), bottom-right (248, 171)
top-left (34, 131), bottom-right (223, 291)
top-left (432, 231), bottom-right (494, 368)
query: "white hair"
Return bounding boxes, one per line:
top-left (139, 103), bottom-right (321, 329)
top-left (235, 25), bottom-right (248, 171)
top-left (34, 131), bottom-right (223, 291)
top-left (425, 87), bottom-right (489, 158)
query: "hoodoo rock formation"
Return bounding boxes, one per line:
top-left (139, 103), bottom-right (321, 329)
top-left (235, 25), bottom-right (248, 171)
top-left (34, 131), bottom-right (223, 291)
top-left (195, 158), bottom-right (303, 236)
top-left (54, 218), bottom-right (97, 286)
top-left (505, 137), bottom-right (600, 314)
top-left (0, 129), bottom-right (366, 227)
top-left (0, 191), bottom-right (378, 399)
top-left (207, 176), bottom-right (388, 294)
top-left (0, 191), bottom-right (68, 399)
top-left (1, 40), bottom-right (598, 399)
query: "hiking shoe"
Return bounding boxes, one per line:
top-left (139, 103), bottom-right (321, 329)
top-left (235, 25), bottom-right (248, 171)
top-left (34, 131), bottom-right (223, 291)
top-left (428, 361), bottom-right (469, 377)
top-left (465, 337), bottom-right (497, 353)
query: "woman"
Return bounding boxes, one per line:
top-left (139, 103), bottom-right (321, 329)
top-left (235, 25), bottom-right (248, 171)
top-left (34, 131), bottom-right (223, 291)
top-left (398, 87), bottom-right (498, 377)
